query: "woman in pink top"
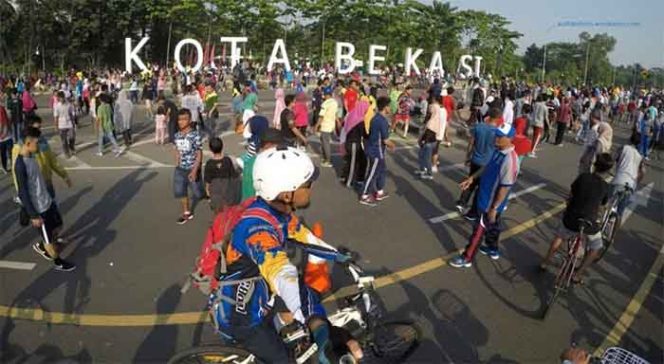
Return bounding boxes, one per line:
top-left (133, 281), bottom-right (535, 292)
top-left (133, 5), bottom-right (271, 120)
top-left (272, 88), bottom-right (286, 129)
top-left (292, 92), bottom-right (309, 136)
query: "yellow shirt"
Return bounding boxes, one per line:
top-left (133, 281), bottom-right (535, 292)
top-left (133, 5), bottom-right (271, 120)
top-left (318, 98), bottom-right (338, 133)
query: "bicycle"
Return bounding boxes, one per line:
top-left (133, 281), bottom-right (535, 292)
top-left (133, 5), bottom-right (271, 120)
top-left (595, 346), bottom-right (650, 364)
top-left (541, 218), bottom-right (592, 320)
top-left (598, 183), bottom-right (632, 261)
top-left (169, 248), bottom-right (420, 364)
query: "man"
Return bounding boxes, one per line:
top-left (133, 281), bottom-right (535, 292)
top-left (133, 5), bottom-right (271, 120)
top-left (360, 97), bottom-right (396, 206)
top-left (610, 133), bottom-right (645, 223)
top-left (440, 86), bottom-right (459, 149)
top-left (173, 109), bottom-right (204, 224)
top-left (96, 94), bottom-right (124, 157)
top-left (539, 154), bottom-right (614, 283)
top-left (554, 97), bottom-right (572, 146)
top-left (315, 87), bottom-right (339, 168)
top-left (216, 146), bottom-right (361, 364)
top-left (181, 85), bottom-right (204, 133)
top-left (638, 108), bottom-right (655, 160)
top-left (14, 127), bottom-right (75, 271)
top-left (310, 79), bottom-right (325, 126)
top-left (12, 115), bottom-right (72, 199)
top-left (53, 91), bottom-right (76, 158)
top-left (456, 107), bottom-right (500, 219)
top-left (450, 122), bottom-right (519, 268)
top-left (280, 94), bottom-right (307, 147)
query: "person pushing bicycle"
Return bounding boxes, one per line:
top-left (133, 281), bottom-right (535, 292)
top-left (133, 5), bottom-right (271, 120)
top-left (539, 153), bottom-right (614, 284)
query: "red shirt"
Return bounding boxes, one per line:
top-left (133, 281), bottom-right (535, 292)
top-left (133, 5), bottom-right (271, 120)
top-left (514, 116), bottom-right (528, 136)
top-left (442, 95), bottom-right (455, 121)
top-left (344, 88), bottom-right (358, 113)
top-left (513, 135), bottom-right (532, 156)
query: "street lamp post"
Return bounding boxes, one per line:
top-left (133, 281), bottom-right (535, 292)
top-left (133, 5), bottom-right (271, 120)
top-left (582, 42), bottom-right (590, 86)
top-left (541, 43), bottom-right (547, 83)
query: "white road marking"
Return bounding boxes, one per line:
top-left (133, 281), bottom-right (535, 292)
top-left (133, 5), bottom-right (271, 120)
top-left (0, 260), bottom-right (36, 271)
top-left (121, 150), bottom-right (167, 167)
top-left (428, 183), bottom-right (547, 223)
top-left (68, 156), bottom-right (91, 169)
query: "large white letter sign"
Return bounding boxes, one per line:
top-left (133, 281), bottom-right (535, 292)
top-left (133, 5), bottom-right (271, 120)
top-left (429, 51), bottom-right (444, 77)
top-left (368, 45), bottom-right (387, 75)
top-left (267, 39), bottom-right (291, 72)
top-left (125, 37), bottom-right (149, 73)
top-left (174, 38), bottom-right (204, 72)
top-left (335, 42), bottom-right (357, 74)
top-left (220, 37), bottom-right (248, 67)
top-left (404, 48), bottom-right (423, 75)
top-left (458, 55), bottom-right (473, 78)
top-left (473, 56), bottom-right (483, 77)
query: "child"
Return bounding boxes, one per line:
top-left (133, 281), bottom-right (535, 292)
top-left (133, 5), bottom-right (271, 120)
top-left (155, 106), bottom-right (167, 144)
top-left (203, 137), bottom-right (240, 213)
top-left (173, 109), bottom-right (203, 224)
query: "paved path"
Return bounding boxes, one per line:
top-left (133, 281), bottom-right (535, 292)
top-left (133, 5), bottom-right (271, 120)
top-left (0, 92), bottom-right (661, 363)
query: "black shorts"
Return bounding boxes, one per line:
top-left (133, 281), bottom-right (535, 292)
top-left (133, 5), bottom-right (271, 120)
top-left (38, 203), bottom-right (63, 244)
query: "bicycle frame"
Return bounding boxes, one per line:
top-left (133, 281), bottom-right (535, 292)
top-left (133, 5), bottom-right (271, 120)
top-left (555, 233), bottom-right (585, 291)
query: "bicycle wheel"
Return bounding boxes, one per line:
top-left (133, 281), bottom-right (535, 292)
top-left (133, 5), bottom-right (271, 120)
top-left (599, 214), bottom-right (619, 261)
top-left (168, 345), bottom-right (254, 364)
top-left (542, 256), bottom-right (574, 320)
top-left (368, 321), bottom-right (420, 363)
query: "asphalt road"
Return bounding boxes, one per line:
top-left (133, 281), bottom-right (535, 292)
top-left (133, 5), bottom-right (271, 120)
top-left (0, 91), bottom-right (662, 363)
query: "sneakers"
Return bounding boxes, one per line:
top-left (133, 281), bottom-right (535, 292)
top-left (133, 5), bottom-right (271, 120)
top-left (359, 195), bottom-right (377, 207)
top-left (177, 212), bottom-right (194, 225)
top-left (449, 255), bottom-right (472, 268)
top-left (478, 245), bottom-right (500, 260)
top-left (414, 169), bottom-right (424, 176)
top-left (557, 143), bottom-right (564, 148)
top-left (95, 152), bottom-right (104, 157)
top-left (320, 161), bottom-right (333, 168)
top-left (421, 173), bottom-right (434, 180)
top-left (54, 258), bottom-right (76, 272)
top-left (32, 243), bottom-right (53, 261)
top-left (527, 152), bottom-right (537, 158)
top-left (431, 165), bottom-right (439, 173)
top-left (374, 191), bottom-right (390, 201)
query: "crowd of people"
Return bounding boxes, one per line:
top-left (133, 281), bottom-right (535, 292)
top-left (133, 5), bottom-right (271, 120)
top-left (1, 63), bottom-right (662, 363)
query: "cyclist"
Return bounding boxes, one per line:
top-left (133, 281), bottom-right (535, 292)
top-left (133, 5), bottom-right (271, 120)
top-left (212, 145), bottom-right (360, 363)
top-left (539, 153), bottom-right (614, 284)
top-left (610, 132), bottom-right (645, 225)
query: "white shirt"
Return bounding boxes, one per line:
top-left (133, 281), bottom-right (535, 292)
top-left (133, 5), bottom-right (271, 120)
top-left (503, 99), bottom-right (514, 126)
top-left (612, 144), bottom-right (642, 190)
top-left (53, 102), bottom-right (74, 129)
top-left (181, 93), bottom-right (203, 122)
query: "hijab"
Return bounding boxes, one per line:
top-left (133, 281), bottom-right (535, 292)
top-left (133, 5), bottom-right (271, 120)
top-left (272, 88), bottom-right (286, 129)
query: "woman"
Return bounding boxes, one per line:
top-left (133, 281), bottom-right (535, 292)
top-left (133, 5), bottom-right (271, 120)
top-left (114, 90), bottom-right (134, 147)
top-left (0, 100), bottom-right (12, 173)
top-left (417, 96), bottom-right (446, 180)
top-left (272, 88), bottom-right (286, 129)
top-left (292, 92), bottom-right (310, 145)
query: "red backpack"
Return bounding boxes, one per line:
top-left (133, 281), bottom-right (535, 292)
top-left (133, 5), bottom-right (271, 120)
top-left (181, 197), bottom-right (281, 295)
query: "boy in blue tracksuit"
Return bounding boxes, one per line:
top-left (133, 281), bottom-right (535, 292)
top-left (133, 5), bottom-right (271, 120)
top-left (360, 97), bottom-right (395, 206)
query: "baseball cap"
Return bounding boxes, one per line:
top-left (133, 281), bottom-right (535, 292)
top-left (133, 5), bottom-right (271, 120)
top-left (495, 123), bottom-right (515, 138)
top-left (323, 86), bottom-right (333, 95)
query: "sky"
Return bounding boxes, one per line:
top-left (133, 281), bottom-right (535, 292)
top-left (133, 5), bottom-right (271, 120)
top-left (425, 0), bottom-right (663, 68)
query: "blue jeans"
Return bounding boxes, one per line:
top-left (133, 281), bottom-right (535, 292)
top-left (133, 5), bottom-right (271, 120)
top-left (98, 130), bottom-right (120, 154)
top-left (418, 142), bottom-right (436, 174)
top-left (609, 184), bottom-right (634, 218)
top-left (639, 134), bottom-right (649, 157)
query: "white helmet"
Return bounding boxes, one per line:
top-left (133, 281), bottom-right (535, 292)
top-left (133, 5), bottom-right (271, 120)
top-left (253, 146), bottom-right (318, 201)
